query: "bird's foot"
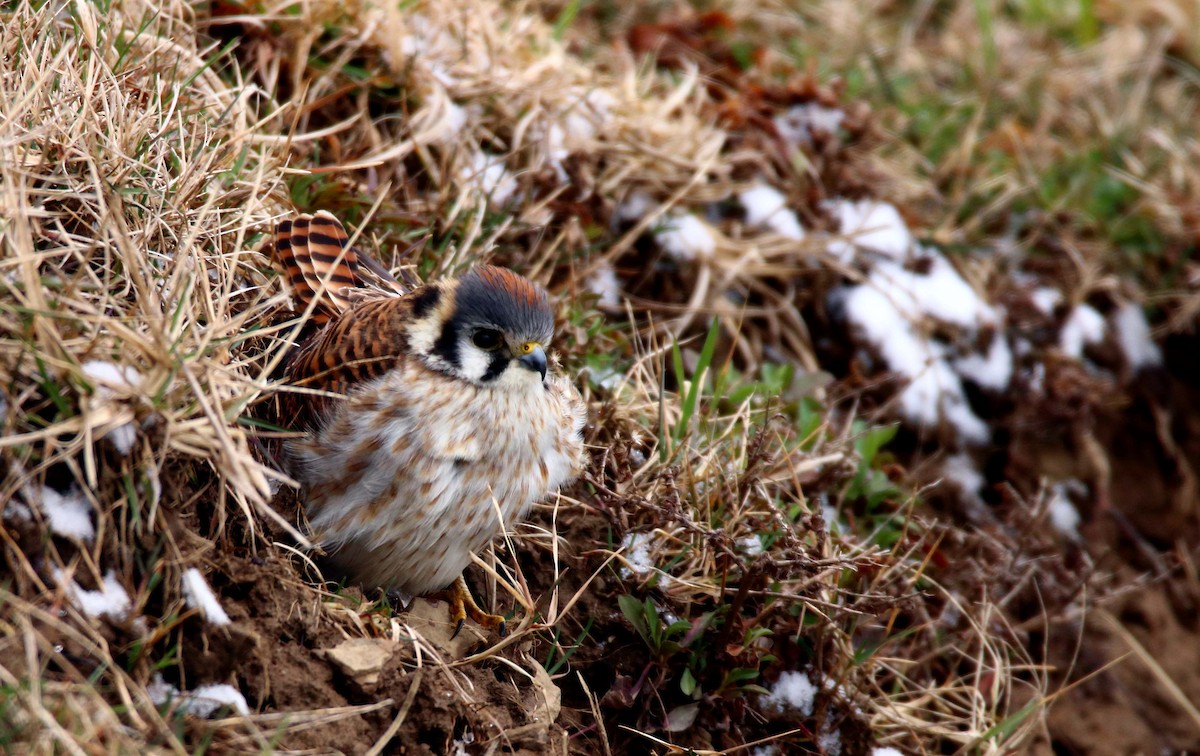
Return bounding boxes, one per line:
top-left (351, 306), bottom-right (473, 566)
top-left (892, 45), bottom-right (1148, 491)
top-left (429, 575), bottom-right (508, 639)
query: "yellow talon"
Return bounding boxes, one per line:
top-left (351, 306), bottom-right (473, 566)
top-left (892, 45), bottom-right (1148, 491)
top-left (429, 575), bottom-right (508, 638)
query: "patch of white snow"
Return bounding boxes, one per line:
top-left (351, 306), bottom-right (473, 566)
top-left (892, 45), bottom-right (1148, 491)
top-left (182, 568), bottom-right (231, 626)
top-left (818, 725), bottom-right (842, 756)
top-left (1058, 304), bottom-right (1106, 359)
top-left (1112, 302), bottom-right (1162, 371)
top-left (1047, 481), bottom-right (1084, 541)
top-left (739, 183), bottom-right (805, 240)
top-left (774, 103), bottom-right (844, 147)
top-left (842, 283), bottom-right (989, 444)
top-left (149, 675), bottom-right (250, 718)
top-left (586, 263), bottom-right (622, 307)
top-left (655, 214), bottom-right (715, 261)
top-left (183, 684), bottom-right (250, 718)
top-left (825, 200), bottom-right (913, 263)
top-left (941, 453), bottom-right (985, 513)
top-left (740, 535), bottom-right (764, 557)
top-left (39, 486), bottom-right (94, 542)
top-left (763, 670), bottom-right (817, 715)
top-left (617, 190), bottom-right (654, 223)
top-left (871, 256), bottom-right (998, 329)
top-left (954, 334), bottom-right (1013, 391)
top-left (620, 532), bottom-right (653, 575)
top-left (81, 360), bottom-right (142, 455)
top-left (1030, 287), bottom-right (1063, 316)
top-left (55, 569), bottom-right (130, 621)
top-left (460, 151), bottom-right (517, 206)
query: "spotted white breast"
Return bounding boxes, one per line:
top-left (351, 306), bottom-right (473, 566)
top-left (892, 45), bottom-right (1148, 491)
top-left (291, 361), bottom-right (586, 594)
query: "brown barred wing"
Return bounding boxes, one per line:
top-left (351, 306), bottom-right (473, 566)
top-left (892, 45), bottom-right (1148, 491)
top-left (279, 294), bottom-right (417, 426)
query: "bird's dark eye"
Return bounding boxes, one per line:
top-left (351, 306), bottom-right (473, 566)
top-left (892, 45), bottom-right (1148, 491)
top-left (471, 329), bottom-right (502, 351)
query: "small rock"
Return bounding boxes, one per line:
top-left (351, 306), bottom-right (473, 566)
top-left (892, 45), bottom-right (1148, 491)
top-left (322, 638), bottom-right (397, 689)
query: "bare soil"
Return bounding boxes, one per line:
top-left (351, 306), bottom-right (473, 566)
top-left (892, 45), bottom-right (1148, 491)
top-left (141, 333), bottom-right (1200, 754)
top-left (1030, 333), bottom-right (1200, 754)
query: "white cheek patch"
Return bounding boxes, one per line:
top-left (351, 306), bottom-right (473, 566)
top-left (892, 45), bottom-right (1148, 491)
top-left (458, 342), bottom-right (495, 383)
top-left (406, 316), bottom-right (441, 356)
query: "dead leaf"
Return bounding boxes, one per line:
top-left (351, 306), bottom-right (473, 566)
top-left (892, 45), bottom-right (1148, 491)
top-left (665, 702), bottom-right (699, 732)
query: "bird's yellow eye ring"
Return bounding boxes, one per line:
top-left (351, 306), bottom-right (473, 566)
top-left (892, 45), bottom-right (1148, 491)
top-left (520, 342), bottom-right (539, 354)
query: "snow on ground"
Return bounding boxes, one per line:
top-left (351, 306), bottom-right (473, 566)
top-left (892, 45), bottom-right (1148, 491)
top-left (1112, 302), bottom-right (1162, 371)
top-left (460, 150), bottom-right (517, 206)
top-left (656, 213), bottom-right (716, 261)
top-left (818, 725), bottom-right (842, 756)
top-left (4, 462), bottom-right (33, 522)
top-left (2, 499), bottom-right (30, 522)
top-left (621, 532), bottom-right (654, 575)
top-left (875, 255), bottom-right (999, 329)
top-left (55, 569), bottom-right (131, 621)
top-left (1031, 286), bottom-right (1063, 315)
top-left (181, 684), bottom-right (250, 717)
top-left (829, 200), bottom-right (1012, 445)
top-left (1035, 292), bottom-right (1159, 373)
top-left (619, 531), bottom-right (673, 586)
top-left (588, 363), bottom-right (626, 391)
top-left (149, 675), bottom-right (250, 718)
top-left (394, 14), bottom-right (459, 87)
top-left (819, 493), bottom-right (842, 535)
top-left (38, 486), bottom-right (94, 542)
top-left (435, 100), bottom-right (468, 141)
top-left (617, 190), bottom-right (654, 223)
top-left (774, 103), bottom-right (844, 147)
top-left (763, 670), bottom-right (817, 715)
top-left (81, 360), bottom-right (142, 456)
top-left (1058, 304), bottom-right (1106, 359)
top-left (80, 361), bottom-right (141, 393)
top-left (954, 334), bottom-right (1013, 392)
top-left (938, 592), bottom-right (963, 628)
top-left (544, 89), bottom-right (614, 181)
top-left (841, 280), bottom-right (991, 444)
top-left (586, 262), bottom-right (622, 307)
top-left (941, 453), bottom-right (986, 514)
top-left (739, 183), bottom-right (805, 240)
top-left (1047, 481), bottom-right (1085, 540)
top-left (825, 200), bottom-right (913, 263)
top-left (182, 568), bottom-right (232, 626)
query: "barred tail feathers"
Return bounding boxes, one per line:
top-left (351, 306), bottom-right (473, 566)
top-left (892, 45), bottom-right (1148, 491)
top-left (274, 211), bottom-right (360, 323)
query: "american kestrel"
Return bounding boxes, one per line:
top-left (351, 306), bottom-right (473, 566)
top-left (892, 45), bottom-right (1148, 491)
top-left (271, 211), bottom-right (586, 635)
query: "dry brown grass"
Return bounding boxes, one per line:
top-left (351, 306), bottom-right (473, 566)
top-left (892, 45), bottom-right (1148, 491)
top-left (7, 0), bottom-right (1198, 753)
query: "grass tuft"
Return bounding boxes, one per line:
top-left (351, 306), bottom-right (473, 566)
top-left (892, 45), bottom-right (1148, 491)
top-left (2, 0), bottom-right (1197, 753)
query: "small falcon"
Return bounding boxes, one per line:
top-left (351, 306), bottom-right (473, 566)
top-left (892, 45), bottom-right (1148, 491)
top-left (271, 210), bottom-right (586, 635)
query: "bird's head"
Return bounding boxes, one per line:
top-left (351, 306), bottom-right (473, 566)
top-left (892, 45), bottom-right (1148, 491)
top-left (405, 265), bottom-right (555, 389)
